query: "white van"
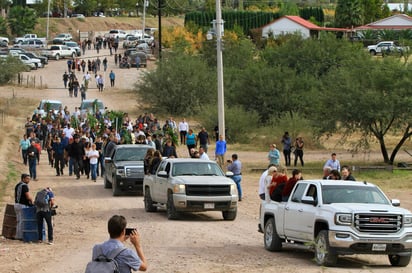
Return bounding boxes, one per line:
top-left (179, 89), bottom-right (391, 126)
top-left (80, 99), bottom-right (105, 115)
top-left (37, 100), bottom-right (62, 117)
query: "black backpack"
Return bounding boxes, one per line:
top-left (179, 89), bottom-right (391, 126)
top-left (34, 189), bottom-right (50, 209)
top-left (85, 246), bottom-right (126, 273)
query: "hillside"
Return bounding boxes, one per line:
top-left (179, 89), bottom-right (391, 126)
top-left (34, 16), bottom-right (185, 40)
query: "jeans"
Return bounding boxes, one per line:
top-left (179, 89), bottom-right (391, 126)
top-left (37, 210), bottom-right (53, 242)
top-left (69, 157), bottom-right (74, 175)
top-left (29, 159), bottom-right (36, 179)
top-left (283, 149), bottom-right (291, 166)
top-left (54, 153), bottom-right (64, 175)
top-left (294, 150), bottom-right (304, 167)
top-left (231, 175), bottom-right (242, 200)
top-left (73, 157), bottom-right (83, 178)
top-left (21, 150), bottom-right (28, 165)
top-left (90, 163), bottom-right (97, 180)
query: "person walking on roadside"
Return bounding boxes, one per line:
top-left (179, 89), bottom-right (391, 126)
top-left (227, 154), bottom-right (243, 201)
top-left (294, 137), bottom-right (304, 167)
top-left (215, 135), bottom-right (227, 168)
top-left (14, 174), bottom-right (33, 240)
top-left (109, 70), bottom-right (115, 87)
top-left (97, 74), bottom-right (104, 92)
top-left (27, 140), bottom-right (39, 180)
top-left (52, 136), bottom-right (65, 176)
top-left (18, 134), bottom-right (30, 165)
top-left (62, 71), bottom-right (69, 89)
top-left (34, 187), bottom-right (55, 244)
top-left (268, 144), bottom-right (280, 166)
top-left (281, 132), bottom-right (291, 166)
top-left (67, 134), bottom-right (85, 180)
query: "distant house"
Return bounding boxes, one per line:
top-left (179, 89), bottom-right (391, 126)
top-left (261, 15), bottom-right (347, 39)
top-left (355, 14), bottom-right (412, 31)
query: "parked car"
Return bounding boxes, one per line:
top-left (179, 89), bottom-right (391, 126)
top-left (20, 52), bottom-right (48, 67)
top-left (71, 13), bottom-right (85, 18)
top-left (14, 34), bottom-right (46, 45)
top-left (64, 41), bottom-right (81, 56)
top-left (136, 42), bottom-right (152, 55)
top-left (0, 36), bottom-right (9, 47)
top-left (55, 33), bottom-right (72, 41)
top-left (367, 41), bottom-right (408, 55)
top-left (16, 39), bottom-right (46, 49)
top-left (122, 35), bottom-right (139, 48)
top-left (128, 52), bottom-right (147, 68)
top-left (104, 144), bottom-right (152, 196)
top-left (41, 45), bottom-right (76, 60)
top-left (108, 29), bottom-right (127, 39)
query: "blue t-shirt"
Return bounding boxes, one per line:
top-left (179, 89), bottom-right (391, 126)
top-left (186, 133), bottom-right (196, 145)
top-left (92, 239), bottom-right (141, 273)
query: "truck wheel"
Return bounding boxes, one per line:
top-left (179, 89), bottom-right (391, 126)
top-left (264, 218), bottom-right (282, 251)
top-left (112, 176), bottom-right (121, 196)
top-left (104, 175), bottom-right (111, 189)
top-left (389, 254), bottom-right (411, 267)
top-left (370, 50), bottom-right (376, 56)
top-left (222, 208), bottom-right (237, 221)
top-left (144, 187), bottom-right (157, 212)
top-left (55, 54), bottom-right (60, 60)
top-left (167, 193), bottom-right (179, 220)
top-left (314, 230), bottom-right (337, 267)
top-left (72, 53), bottom-right (76, 58)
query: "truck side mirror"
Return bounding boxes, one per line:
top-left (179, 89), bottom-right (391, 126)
top-left (391, 199), bottom-right (400, 207)
top-left (301, 196), bottom-right (317, 206)
top-left (158, 170), bottom-right (168, 178)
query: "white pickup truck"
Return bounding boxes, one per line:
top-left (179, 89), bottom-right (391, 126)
top-left (259, 180), bottom-right (412, 267)
top-left (143, 158), bottom-right (238, 220)
top-left (14, 34), bottom-right (46, 45)
top-left (41, 45), bottom-right (76, 60)
top-left (367, 41), bottom-right (408, 55)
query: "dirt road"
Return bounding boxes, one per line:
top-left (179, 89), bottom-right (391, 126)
top-left (0, 47), bottom-right (411, 273)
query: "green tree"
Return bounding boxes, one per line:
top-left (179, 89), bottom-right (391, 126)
top-left (73, 0), bottom-right (97, 16)
top-left (134, 52), bottom-right (215, 116)
top-left (7, 6), bottom-right (38, 36)
top-left (0, 56), bottom-right (27, 84)
top-left (0, 16), bottom-right (7, 35)
top-left (335, 0), bottom-right (363, 28)
top-left (361, 0), bottom-right (390, 24)
top-left (321, 57), bottom-right (412, 164)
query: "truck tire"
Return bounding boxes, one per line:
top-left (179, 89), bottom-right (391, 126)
top-left (314, 230), bottom-right (337, 267)
top-left (72, 53), bottom-right (76, 58)
top-left (264, 218), bottom-right (282, 251)
top-left (112, 176), bottom-right (121, 196)
top-left (389, 254), bottom-right (411, 267)
top-left (222, 208), bottom-right (237, 220)
top-left (104, 175), bottom-right (111, 189)
top-left (370, 50), bottom-right (376, 56)
top-left (167, 193), bottom-right (179, 220)
top-left (55, 54), bottom-right (60, 60)
top-left (144, 187), bottom-right (157, 212)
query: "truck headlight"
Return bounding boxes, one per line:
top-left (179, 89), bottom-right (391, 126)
top-left (230, 184), bottom-right (237, 195)
top-left (404, 215), bottom-right (412, 226)
top-left (335, 213), bottom-right (352, 225)
top-left (116, 169), bottom-right (125, 177)
top-left (173, 184), bottom-right (185, 194)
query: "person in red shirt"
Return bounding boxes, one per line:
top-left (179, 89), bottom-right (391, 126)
top-left (267, 167), bottom-right (288, 202)
top-left (282, 169), bottom-right (303, 201)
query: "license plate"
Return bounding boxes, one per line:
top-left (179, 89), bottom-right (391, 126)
top-left (204, 203), bottom-right (215, 209)
top-left (372, 244), bottom-right (386, 251)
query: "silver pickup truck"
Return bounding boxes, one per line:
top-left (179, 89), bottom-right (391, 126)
top-left (41, 45), bottom-right (76, 60)
top-left (259, 180), bottom-right (412, 267)
top-left (143, 158), bottom-right (238, 220)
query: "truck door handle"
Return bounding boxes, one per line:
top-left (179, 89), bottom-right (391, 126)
top-left (285, 207), bottom-right (289, 210)
top-left (298, 209), bottom-right (303, 212)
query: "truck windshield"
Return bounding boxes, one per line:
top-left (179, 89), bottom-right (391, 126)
top-left (172, 162), bottom-right (224, 176)
top-left (114, 148), bottom-right (147, 161)
top-left (322, 185), bottom-right (389, 205)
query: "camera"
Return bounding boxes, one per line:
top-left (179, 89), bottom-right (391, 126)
top-left (125, 228), bottom-right (135, 235)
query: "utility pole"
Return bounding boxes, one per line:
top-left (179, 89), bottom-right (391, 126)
top-left (216, 0), bottom-right (225, 140)
top-left (46, 0), bottom-right (51, 40)
top-left (142, 0), bottom-right (148, 35)
top-left (158, 0), bottom-right (162, 59)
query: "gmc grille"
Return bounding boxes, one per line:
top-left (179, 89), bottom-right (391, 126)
top-left (125, 167), bottom-right (144, 178)
top-left (186, 185), bottom-right (231, 196)
top-left (354, 213), bottom-right (402, 233)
